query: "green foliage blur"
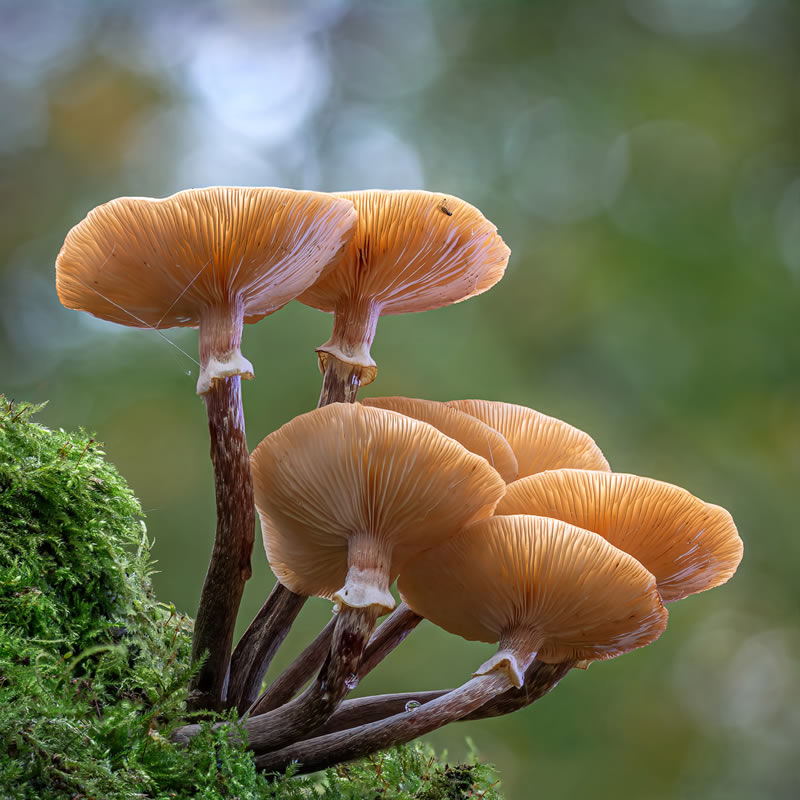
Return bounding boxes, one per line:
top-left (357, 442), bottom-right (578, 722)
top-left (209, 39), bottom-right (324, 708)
top-left (1, 2), bottom-right (798, 798)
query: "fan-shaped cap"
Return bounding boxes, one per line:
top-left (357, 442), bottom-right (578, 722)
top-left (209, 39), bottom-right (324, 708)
top-left (361, 396), bottom-right (518, 483)
top-left (56, 187), bottom-right (357, 392)
top-left (298, 190), bottom-right (510, 384)
top-left (446, 400), bottom-right (610, 478)
top-left (399, 514), bottom-right (667, 686)
top-left (251, 403), bottom-right (506, 614)
top-left (496, 470), bottom-right (742, 602)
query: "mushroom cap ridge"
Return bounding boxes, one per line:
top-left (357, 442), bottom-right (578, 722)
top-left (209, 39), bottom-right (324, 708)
top-left (362, 396), bottom-right (519, 483)
top-left (250, 402), bottom-right (506, 603)
top-left (298, 189), bottom-right (510, 316)
top-left (56, 186), bottom-right (357, 328)
top-left (495, 469), bottom-right (743, 602)
top-left (447, 399), bottom-right (610, 478)
top-left (399, 514), bottom-right (668, 665)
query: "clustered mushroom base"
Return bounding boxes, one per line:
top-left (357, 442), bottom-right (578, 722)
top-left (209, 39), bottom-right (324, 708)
top-left (54, 186), bottom-right (742, 780)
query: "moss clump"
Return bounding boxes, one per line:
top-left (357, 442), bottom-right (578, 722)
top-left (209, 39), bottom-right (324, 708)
top-left (0, 398), bottom-right (503, 799)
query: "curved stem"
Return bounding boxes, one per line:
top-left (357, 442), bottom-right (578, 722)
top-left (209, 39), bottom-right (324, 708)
top-left (172, 605), bottom-right (382, 750)
top-left (188, 375), bottom-right (254, 711)
top-left (247, 615), bottom-right (337, 716)
top-left (358, 603), bottom-right (422, 680)
top-left (225, 583), bottom-right (307, 711)
top-left (240, 605), bottom-right (379, 751)
top-left (224, 348), bottom-right (363, 710)
top-left (254, 672), bottom-right (511, 775)
top-left (306, 659), bottom-right (573, 738)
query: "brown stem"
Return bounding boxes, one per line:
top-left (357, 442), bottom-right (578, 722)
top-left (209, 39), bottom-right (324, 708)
top-left (253, 672), bottom-right (511, 774)
top-left (307, 690), bottom-right (447, 736)
top-left (358, 603), bottom-right (422, 680)
top-left (247, 615), bottom-right (337, 716)
top-left (188, 376), bottom-right (254, 712)
top-left (176, 605), bottom-right (379, 749)
top-left (317, 355), bottom-right (365, 405)
top-left (307, 659), bottom-right (573, 738)
top-left (241, 605), bottom-right (379, 751)
top-left (223, 341), bottom-right (361, 711)
top-left (225, 583), bottom-right (307, 711)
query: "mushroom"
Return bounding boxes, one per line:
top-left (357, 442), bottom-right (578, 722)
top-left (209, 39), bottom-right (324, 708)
top-left (361, 396), bottom-right (518, 483)
top-left (298, 190), bottom-right (510, 404)
top-left (495, 469), bottom-right (743, 602)
top-left (359, 397), bottom-right (610, 682)
top-left (446, 399), bottom-right (610, 478)
top-left (55, 186), bottom-right (357, 710)
top-left (239, 402), bottom-right (506, 750)
top-left (253, 514), bottom-right (666, 773)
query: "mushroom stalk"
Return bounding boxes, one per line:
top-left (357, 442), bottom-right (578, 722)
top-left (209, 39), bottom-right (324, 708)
top-left (189, 371), bottom-right (255, 711)
top-left (247, 615), bottom-right (337, 716)
top-left (305, 659), bottom-right (573, 738)
top-left (225, 582), bottom-right (307, 712)
top-left (240, 605), bottom-right (380, 751)
top-left (226, 347), bottom-right (369, 711)
top-left (358, 603), bottom-right (422, 680)
top-left (317, 356), bottom-right (366, 405)
top-left (176, 605), bottom-right (380, 750)
top-left (253, 671), bottom-right (512, 775)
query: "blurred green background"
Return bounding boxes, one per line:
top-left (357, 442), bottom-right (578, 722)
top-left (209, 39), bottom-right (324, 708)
top-left (2, 1), bottom-right (798, 797)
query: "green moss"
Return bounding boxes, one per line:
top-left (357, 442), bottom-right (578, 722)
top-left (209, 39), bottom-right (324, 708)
top-left (0, 398), bottom-right (504, 799)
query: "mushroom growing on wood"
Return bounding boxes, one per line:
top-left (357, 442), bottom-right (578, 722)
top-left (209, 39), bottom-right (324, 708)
top-left (238, 402), bottom-right (505, 750)
top-left (495, 469), bottom-right (743, 602)
top-left (447, 399), bottom-right (610, 478)
top-left (253, 513), bottom-right (666, 773)
top-left (298, 190), bottom-right (510, 404)
top-left (55, 187), bottom-right (357, 710)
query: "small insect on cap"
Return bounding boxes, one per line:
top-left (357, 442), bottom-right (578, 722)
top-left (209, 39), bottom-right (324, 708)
top-left (496, 470), bottom-right (743, 602)
top-left (399, 514), bottom-right (668, 687)
top-left (361, 396), bottom-right (519, 483)
top-left (250, 402), bottom-right (506, 615)
top-left (447, 400), bottom-right (610, 479)
top-left (55, 187), bottom-right (357, 393)
top-left (298, 190), bottom-right (510, 385)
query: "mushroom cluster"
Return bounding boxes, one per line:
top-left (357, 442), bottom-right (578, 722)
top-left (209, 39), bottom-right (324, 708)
top-left (56, 186), bottom-right (742, 775)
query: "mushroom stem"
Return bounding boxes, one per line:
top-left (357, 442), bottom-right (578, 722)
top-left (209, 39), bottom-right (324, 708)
top-left (253, 671), bottom-right (512, 774)
top-left (196, 300), bottom-right (254, 395)
top-left (316, 297), bottom-right (380, 389)
top-left (225, 583), bottom-right (307, 712)
top-left (247, 615), bottom-right (337, 716)
top-left (229, 605), bottom-right (380, 752)
top-left (358, 603), bottom-right (422, 680)
top-left (306, 658), bottom-right (573, 738)
top-left (188, 374), bottom-right (255, 711)
top-left (333, 534), bottom-right (395, 615)
top-left (225, 346), bottom-right (365, 711)
top-left (475, 627), bottom-right (544, 688)
top-left (317, 355), bottom-right (366, 405)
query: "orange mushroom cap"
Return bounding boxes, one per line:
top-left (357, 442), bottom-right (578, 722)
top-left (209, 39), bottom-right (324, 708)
top-left (251, 403), bottom-right (506, 614)
top-left (446, 399), bottom-right (610, 478)
top-left (496, 469), bottom-right (743, 602)
top-left (56, 187), bottom-right (356, 393)
top-left (399, 514), bottom-right (667, 686)
top-left (361, 396), bottom-right (518, 483)
top-left (298, 190), bottom-right (510, 384)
